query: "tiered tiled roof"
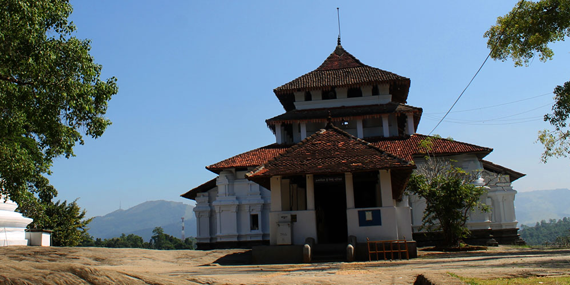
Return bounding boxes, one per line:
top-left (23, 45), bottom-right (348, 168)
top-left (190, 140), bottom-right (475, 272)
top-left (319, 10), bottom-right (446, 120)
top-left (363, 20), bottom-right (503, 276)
top-left (206, 134), bottom-right (491, 173)
top-left (206, 144), bottom-right (290, 173)
top-left (266, 103), bottom-right (422, 126)
top-left (247, 125), bottom-right (413, 179)
top-left (274, 45), bottom-right (410, 95)
top-left (186, 135), bottom-right (492, 200)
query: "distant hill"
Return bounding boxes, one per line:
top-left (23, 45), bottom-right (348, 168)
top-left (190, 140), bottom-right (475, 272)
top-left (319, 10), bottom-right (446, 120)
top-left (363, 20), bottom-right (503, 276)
top-left (87, 200), bottom-right (196, 241)
top-left (515, 188), bottom-right (570, 226)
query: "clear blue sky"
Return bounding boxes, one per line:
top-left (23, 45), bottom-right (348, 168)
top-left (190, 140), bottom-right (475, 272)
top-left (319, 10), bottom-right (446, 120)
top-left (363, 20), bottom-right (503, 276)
top-left (50, 0), bottom-right (570, 217)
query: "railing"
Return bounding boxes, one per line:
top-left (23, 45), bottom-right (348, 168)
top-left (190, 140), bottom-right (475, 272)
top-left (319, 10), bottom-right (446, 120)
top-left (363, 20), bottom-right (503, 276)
top-left (366, 237), bottom-right (409, 261)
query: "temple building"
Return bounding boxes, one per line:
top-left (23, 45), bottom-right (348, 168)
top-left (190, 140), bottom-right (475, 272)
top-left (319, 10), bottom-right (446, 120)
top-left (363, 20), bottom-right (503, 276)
top-left (182, 43), bottom-right (523, 259)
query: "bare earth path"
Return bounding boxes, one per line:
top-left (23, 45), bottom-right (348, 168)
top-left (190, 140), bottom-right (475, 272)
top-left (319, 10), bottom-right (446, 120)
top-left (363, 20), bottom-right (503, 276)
top-left (1, 246), bottom-right (569, 284)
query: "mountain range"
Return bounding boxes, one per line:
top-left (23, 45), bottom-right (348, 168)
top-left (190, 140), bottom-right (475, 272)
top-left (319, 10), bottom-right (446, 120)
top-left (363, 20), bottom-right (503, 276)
top-left (87, 200), bottom-right (196, 241)
top-left (515, 188), bottom-right (570, 226)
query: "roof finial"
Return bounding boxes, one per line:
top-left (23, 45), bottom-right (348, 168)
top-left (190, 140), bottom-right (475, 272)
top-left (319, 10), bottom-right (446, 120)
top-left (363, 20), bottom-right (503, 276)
top-left (337, 7), bottom-right (341, 46)
top-left (326, 110), bottom-right (333, 128)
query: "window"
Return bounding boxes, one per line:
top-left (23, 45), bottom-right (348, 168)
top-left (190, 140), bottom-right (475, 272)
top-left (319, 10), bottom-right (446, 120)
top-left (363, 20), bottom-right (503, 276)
top-left (347, 87), bottom-right (362, 98)
top-left (281, 177), bottom-right (307, 211)
top-left (304, 91), bottom-right (312, 101)
top-left (322, 88), bottom-right (336, 100)
top-left (353, 172), bottom-right (381, 208)
top-left (250, 214), bottom-right (259, 231)
top-left (372, 85), bottom-right (379, 95)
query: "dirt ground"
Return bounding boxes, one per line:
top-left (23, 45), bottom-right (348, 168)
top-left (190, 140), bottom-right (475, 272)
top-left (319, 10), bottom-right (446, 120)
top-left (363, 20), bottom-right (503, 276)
top-left (0, 245), bottom-right (569, 284)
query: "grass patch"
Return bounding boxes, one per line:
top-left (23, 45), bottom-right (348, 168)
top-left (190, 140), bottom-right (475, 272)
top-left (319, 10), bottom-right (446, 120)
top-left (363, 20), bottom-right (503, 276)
top-left (447, 273), bottom-right (570, 285)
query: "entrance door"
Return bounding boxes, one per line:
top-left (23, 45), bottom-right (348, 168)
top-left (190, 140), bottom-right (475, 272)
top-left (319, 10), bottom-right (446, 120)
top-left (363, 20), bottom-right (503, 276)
top-left (314, 177), bottom-right (348, 244)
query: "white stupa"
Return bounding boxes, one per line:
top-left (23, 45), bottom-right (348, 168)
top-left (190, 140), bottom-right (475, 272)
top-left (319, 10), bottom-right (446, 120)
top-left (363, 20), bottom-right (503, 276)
top-left (0, 196), bottom-right (33, 246)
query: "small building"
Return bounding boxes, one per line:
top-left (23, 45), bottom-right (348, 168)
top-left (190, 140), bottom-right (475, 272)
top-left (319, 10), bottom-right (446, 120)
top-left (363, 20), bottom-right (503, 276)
top-left (182, 43), bottom-right (524, 259)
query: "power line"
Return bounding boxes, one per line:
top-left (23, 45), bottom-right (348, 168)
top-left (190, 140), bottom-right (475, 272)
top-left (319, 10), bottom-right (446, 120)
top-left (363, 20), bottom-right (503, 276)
top-left (425, 92), bottom-right (551, 115)
top-left (428, 0), bottom-right (526, 135)
top-left (437, 118), bottom-right (542, 126)
top-left (422, 103), bottom-right (551, 125)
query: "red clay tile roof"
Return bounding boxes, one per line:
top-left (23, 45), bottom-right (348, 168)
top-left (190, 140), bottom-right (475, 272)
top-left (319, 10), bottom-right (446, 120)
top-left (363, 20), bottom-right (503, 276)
top-left (273, 45), bottom-right (410, 95)
top-left (247, 125), bottom-right (414, 179)
top-left (369, 134), bottom-right (492, 161)
top-left (206, 134), bottom-right (492, 175)
top-left (266, 103), bottom-right (422, 125)
top-left (181, 178), bottom-right (217, 200)
top-left (206, 144), bottom-right (290, 173)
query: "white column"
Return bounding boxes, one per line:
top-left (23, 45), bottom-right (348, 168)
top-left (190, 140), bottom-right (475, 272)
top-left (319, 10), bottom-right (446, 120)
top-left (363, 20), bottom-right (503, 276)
top-left (275, 123), bottom-right (282, 144)
top-left (306, 174), bottom-right (315, 210)
top-left (356, 119), bottom-right (364, 138)
top-left (294, 91), bottom-right (304, 102)
top-left (361, 85), bottom-right (373, 97)
top-left (379, 170), bottom-right (393, 207)
top-left (337, 87), bottom-right (348, 99)
top-left (406, 112), bottom-right (415, 135)
top-left (345, 173), bottom-right (355, 208)
top-left (382, 114), bottom-right (390, 137)
top-left (270, 176), bottom-right (282, 211)
top-left (300, 122), bottom-right (307, 140)
top-left (313, 90), bottom-right (322, 101)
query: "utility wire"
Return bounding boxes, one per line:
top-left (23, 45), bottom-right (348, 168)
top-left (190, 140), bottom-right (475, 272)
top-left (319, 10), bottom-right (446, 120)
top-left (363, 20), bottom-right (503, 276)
top-left (428, 0), bottom-right (526, 135)
top-left (425, 92), bottom-right (551, 115)
top-left (423, 103), bottom-right (551, 125)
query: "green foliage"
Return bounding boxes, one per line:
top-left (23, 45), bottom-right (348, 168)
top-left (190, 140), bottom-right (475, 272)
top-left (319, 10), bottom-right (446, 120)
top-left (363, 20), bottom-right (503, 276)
top-left (485, 0), bottom-right (570, 67)
top-left (407, 156), bottom-right (489, 247)
top-left (148, 227), bottom-right (196, 250)
top-left (80, 227), bottom-right (196, 250)
top-left (520, 217), bottom-right (570, 246)
top-left (18, 198), bottom-right (92, 246)
top-left (0, 0), bottom-right (118, 203)
top-left (538, 81), bottom-right (570, 162)
top-left (485, 0), bottom-right (570, 161)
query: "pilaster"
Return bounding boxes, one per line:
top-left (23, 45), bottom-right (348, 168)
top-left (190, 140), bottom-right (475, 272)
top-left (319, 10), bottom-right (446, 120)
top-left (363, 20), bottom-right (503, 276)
top-left (379, 170), bottom-right (394, 207)
top-left (345, 173), bottom-right (355, 208)
top-left (382, 114), bottom-right (390, 137)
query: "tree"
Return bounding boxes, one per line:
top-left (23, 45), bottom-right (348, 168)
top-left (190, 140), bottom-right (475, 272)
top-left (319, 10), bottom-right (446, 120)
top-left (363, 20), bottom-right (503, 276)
top-left (0, 1), bottom-right (118, 203)
top-left (20, 198), bottom-right (93, 246)
top-left (149, 227), bottom-right (196, 250)
top-left (484, 0), bottom-right (570, 162)
top-left (407, 156), bottom-right (489, 247)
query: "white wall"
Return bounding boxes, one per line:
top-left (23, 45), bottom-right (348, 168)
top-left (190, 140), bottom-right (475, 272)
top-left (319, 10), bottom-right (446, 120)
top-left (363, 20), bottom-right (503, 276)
top-left (269, 210), bottom-right (317, 245)
top-left (346, 207), bottom-right (399, 241)
top-left (194, 168), bottom-right (271, 245)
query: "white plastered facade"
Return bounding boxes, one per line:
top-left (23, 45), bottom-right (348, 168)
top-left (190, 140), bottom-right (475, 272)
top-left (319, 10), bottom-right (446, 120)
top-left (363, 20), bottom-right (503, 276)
top-left (194, 169), bottom-right (271, 245)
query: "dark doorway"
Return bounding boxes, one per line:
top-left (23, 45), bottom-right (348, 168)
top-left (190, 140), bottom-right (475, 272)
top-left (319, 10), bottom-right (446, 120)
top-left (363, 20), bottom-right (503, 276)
top-left (314, 175), bottom-right (348, 244)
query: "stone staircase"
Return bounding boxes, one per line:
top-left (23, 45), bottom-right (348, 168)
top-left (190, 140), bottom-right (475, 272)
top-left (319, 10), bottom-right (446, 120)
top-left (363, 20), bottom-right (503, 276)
top-left (311, 243), bottom-right (347, 263)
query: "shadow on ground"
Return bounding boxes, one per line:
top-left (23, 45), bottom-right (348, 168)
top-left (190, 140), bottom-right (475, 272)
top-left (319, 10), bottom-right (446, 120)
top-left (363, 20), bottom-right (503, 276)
top-left (211, 250), bottom-right (252, 265)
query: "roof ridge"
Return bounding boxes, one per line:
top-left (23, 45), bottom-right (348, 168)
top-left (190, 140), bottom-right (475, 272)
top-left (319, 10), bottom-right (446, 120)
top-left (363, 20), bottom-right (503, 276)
top-left (316, 45), bottom-right (364, 71)
top-left (325, 124), bottom-right (413, 166)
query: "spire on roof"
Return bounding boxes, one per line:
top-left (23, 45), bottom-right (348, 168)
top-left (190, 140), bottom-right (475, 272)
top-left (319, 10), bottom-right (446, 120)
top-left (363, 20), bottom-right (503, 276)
top-left (337, 7), bottom-right (342, 46)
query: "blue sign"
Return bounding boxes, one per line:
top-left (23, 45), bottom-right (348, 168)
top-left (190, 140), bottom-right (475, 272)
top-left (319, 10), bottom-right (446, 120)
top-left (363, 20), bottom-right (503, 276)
top-left (358, 210), bottom-right (382, 227)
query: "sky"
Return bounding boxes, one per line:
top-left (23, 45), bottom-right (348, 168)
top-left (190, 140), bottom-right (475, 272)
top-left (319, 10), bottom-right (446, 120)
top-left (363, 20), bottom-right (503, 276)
top-left (48, 0), bottom-right (570, 217)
